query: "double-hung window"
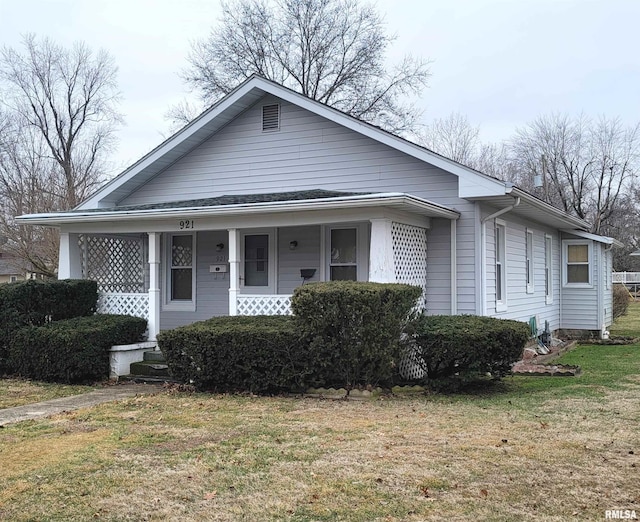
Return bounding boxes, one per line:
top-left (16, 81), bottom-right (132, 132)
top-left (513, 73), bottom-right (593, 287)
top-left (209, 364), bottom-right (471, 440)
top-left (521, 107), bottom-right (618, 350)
top-left (329, 227), bottom-right (358, 281)
top-left (544, 234), bottom-right (553, 304)
top-left (563, 240), bottom-right (592, 286)
top-left (526, 229), bottom-right (534, 294)
top-left (495, 220), bottom-right (507, 312)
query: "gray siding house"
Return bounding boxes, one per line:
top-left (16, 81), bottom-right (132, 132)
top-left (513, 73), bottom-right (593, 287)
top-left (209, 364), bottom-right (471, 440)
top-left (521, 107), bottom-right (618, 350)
top-left (18, 76), bottom-right (619, 341)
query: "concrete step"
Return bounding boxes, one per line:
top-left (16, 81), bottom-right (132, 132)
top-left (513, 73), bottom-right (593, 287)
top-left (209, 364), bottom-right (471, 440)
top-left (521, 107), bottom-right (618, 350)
top-left (143, 350), bottom-right (166, 363)
top-left (129, 360), bottom-right (170, 377)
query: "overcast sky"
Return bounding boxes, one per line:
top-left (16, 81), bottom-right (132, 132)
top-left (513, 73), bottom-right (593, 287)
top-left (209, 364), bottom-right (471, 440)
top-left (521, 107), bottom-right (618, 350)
top-left (1, 0), bottom-right (638, 175)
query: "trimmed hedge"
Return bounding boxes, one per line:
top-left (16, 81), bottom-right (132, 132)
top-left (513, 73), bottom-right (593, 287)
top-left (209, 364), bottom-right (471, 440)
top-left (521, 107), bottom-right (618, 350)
top-left (8, 314), bottom-right (147, 383)
top-left (291, 281), bottom-right (422, 388)
top-left (411, 315), bottom-right (530, 381)
top-left (0, 279), bottom-right (98, 371)
top-left (157, 315), bottom-right (305, 393)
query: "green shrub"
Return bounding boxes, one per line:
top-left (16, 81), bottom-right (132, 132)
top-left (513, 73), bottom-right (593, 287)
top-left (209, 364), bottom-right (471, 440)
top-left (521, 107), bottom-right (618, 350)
top-left (8, 314), bottom-right (147, 383)
top-left (291, 281), bottom-right (422, 388)
top-left (158, 315), bottom-right (305, 392)
top-left (613, 284), bottom-right (630, 320)
top-left (411, 315), bottom-right (529, 381)
top-left (0, 279), bottom-right (98, 372)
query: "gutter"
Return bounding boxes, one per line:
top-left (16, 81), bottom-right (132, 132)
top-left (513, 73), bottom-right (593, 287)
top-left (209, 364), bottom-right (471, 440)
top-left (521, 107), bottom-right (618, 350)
top-left (480, 197), bottom-right (521, 316)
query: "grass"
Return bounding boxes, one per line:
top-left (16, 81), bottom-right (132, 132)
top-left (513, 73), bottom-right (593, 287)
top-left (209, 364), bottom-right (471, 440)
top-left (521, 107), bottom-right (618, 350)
top-left (610, 299), bottom-right (640, 337)
top-left (0, 308), bottom-right (639, 520)
top-left (0, 378), bottom-right (93, 409)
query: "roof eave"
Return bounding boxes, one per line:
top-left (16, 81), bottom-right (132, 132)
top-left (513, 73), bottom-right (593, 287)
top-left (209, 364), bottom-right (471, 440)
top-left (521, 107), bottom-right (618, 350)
top-left (17, 193), bottom-right (460, 227)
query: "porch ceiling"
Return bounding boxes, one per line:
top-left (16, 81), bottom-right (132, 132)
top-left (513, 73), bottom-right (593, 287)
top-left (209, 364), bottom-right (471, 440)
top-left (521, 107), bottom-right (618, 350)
top-left (16, 190), bottom-right (460, 227)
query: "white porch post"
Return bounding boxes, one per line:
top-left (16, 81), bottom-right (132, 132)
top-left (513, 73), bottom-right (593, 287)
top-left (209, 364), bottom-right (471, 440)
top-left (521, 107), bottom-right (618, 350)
top-left (369, 218), bottom-right (396, 283)
top-left (58, 232), bottom-right (82, 279)
top-left (147, 232), bottom-right (161, 342)
top-left (228, 228), bottom-right (240, 315)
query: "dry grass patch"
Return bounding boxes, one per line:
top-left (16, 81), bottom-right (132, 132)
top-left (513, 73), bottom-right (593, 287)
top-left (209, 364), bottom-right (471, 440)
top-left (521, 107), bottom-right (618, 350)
top-left (0, 378), bottom-right (92, 408)
top-left (0, 385), bottom-right (638, 521)
top-left (0, 340), bottom-right (639, 521)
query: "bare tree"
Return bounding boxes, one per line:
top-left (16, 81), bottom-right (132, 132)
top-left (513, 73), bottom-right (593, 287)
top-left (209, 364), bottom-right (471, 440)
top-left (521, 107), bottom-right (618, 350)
top-left (0, 35), bottom-right (122, 276)
top-left (174, 0), bottom-right (431, 134)
top-left (509, 114), bottom-right (640, 234)
top-left (417, 113), bottom-right (480, 165)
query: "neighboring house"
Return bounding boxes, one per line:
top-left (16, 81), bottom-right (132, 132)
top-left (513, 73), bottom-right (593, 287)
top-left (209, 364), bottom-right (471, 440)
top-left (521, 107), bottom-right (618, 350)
top-left (17, 75), bottom-right (621, 341)
top-left (0, 253), bottom-right (29, 283)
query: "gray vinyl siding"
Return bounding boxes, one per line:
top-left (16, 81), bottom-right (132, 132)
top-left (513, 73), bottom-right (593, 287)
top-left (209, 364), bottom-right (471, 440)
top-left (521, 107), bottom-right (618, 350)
top-left (160, 230), bottom-right (229, 331)
top-left (120, 94), bottom-right (477, 313)
top-left (484, 208), bottom-right (562, 332)
top-left (603, 248), bottom-right (613, 327)
top-left (425, 218), bottom-right (452, 314)
top-left (560, 233), bottom-right (599, 330)
top-left (277, 226), bottom-right (321, 294)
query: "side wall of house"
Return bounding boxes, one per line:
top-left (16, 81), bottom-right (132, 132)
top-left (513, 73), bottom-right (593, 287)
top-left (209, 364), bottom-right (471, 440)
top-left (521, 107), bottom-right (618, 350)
top-left (603, 247), bottom-right (613, 327)
top-left (425, 218), bottom-right (452, 315)
top-left (484, 206), bottom-right (562, 332)
top-left (121, 95), bottom-right (477, 313)
top-left (559, 233), bottom-right (600, 331)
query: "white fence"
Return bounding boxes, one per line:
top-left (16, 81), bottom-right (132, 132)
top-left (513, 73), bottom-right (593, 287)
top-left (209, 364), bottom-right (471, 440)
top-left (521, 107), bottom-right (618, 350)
top-left (612, 272), bottom-right (640, 284)
top-left (97, 292), bottom-right (150, 320)
top-left (237, 295), bottom-right (292, 316)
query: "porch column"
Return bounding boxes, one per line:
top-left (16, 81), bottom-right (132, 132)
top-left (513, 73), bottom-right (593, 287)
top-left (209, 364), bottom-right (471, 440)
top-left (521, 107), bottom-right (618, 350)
top-left (58, 232), bottom-right (82, 279)
top-left (147, 232), bottom-right (161, 342)
top-left (369, 218), bottom-right (396, 283)
top-left (228, 228), bottom-right (240, 316)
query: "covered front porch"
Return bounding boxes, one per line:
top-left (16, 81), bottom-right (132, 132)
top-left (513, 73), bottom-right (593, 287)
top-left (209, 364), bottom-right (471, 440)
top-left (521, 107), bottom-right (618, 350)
top-left (48, 191), bottom-right (459, 339)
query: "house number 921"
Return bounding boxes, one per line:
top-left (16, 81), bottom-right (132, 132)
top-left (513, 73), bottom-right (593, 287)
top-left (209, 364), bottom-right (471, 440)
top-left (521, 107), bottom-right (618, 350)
top-left (179, 220), bottom-right (194, 230)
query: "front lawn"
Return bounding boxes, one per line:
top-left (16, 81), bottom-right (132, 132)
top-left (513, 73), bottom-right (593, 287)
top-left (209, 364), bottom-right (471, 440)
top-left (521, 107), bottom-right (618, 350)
top-left (0, 340), bottom-right (638, 521)
top-left (0, 378), bottom-right (92, 409)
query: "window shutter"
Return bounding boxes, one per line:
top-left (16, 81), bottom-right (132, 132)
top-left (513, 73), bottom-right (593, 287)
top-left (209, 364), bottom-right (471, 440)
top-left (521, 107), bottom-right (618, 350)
top-left (262, 104), bottom-right (280, 131)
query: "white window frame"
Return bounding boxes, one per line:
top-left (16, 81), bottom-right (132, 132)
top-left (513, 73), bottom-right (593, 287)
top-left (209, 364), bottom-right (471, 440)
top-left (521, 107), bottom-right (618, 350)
top-left (544, 234), bottom-right (553, 304)
top-left (240, 229), bottom-right (276, 294)
top-left (164, 232), bottom-right (197, 311)
top-left (604, 249), bottom-right (611, 290)
top-left (9, 275), bottom-right (17, 283)
top-left (562, 239), bottom-right (593, 288)
top-left (495, 219), bottom-right (507, 312)
top-left (526, 229), bottom-right (535, 294)
top-left (324, 224), bottom-right (368, 282)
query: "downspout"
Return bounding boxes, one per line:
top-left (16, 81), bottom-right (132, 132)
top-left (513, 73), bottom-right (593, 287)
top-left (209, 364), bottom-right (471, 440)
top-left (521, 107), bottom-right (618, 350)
top-left (480, 197), bottom-right (521, 316)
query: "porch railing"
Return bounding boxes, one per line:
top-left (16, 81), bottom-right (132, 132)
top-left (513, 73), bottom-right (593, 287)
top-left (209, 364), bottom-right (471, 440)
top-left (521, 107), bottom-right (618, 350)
top-left (612, 272), bottom-right (640, 284)
top-left (97, 292), bottom-right (150, 320)
top-left (237, 295), bottom-right (292, 316)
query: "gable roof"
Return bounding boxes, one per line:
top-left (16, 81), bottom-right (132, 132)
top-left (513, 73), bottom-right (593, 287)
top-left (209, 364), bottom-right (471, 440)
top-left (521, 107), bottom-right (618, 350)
top-left (78, 75), bottom-right (509, 210)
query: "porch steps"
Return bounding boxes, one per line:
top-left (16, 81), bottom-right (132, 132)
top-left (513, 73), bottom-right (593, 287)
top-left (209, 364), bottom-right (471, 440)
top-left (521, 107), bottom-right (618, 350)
top-left (123, 350), bottom-right (179, 383)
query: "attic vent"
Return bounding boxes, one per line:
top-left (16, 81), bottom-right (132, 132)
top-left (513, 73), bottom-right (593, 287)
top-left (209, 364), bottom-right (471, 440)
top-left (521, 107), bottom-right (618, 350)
top-left (262, 104), bottom-right (280, 131)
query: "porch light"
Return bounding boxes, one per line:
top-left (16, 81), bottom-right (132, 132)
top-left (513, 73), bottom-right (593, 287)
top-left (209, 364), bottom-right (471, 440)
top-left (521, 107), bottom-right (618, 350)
top-left (289, 240), bottom-right (298, 250)
top-left (216, 243), bottom-right (225, 251)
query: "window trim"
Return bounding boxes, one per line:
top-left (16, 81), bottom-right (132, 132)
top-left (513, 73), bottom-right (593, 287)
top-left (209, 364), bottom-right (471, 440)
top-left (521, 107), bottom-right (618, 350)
top-left (495, 219), bottom-right (507, 312)
top-left (9, 275), bottom-right (17, 283)
top-left (544, 234), bottom-right (553, 304)
top-left (526, 229), bottom-right (535, 294)
top-left (562, 239), bottom-right (593, 288)
top-left (164, 232), bottom-right (196, 312)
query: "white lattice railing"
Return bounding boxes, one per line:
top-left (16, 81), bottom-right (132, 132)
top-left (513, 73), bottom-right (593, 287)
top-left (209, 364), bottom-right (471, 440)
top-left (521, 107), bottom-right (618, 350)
top-left (237, 295), bottom-right (292, 316)
top-left (613, 272), bottom-right (640, 284)
top-left (97, 292), bottom-right (149, 320)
